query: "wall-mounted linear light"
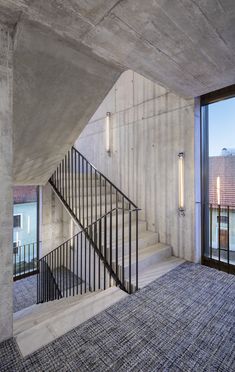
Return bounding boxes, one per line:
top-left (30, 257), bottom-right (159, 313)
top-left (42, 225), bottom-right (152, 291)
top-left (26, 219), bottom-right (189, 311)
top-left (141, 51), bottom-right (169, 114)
top-left (216, 176), bottom-right (220, 205)
top-left (106, 112), bottom-right (111, 154)
top-left (178, 152), bottom-right (185, 214)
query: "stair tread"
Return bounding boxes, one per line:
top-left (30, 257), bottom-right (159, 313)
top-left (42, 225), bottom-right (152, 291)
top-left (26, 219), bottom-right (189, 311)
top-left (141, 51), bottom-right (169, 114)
top-left (136, 256), bottom-right (185, 288)
top-left (119, 242), bottom-right (171, 266)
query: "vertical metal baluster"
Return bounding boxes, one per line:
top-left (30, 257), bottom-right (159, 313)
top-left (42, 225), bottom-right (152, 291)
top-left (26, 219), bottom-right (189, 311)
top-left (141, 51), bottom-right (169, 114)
top-left (91, 165), bottom-right (93, 225)
top-left (76, 234), bottom-right (79, 295)
top-left (24, 244), bottom-right (25, 276)
top-left (82, 158), bottom-right (85, 226)
top-left (104, 214), bottom-right (107, 290)
top-left (68, 151), bottom-right (71, 210)
top-left (59, 162), bottom-right (62, 195)
top-left (210, 203), bottom-right (212, 259)
top-left (65, 154), bottom-right (67, 203)
top-left (66, 241), bottom-right (68, 297)
top-left (85, 232), bottom-right (87, 293)
top-left (46, 257), bottom-right (48, 302)
top-left (116, 191), bottom-right (118, 282)
top-left (14, 246), bottom-right (16, 278)
top-left (136, 209), bottom-right (138, 291)
top-left (62, 159), bottom-right (64, 200)
top-left (52, 249), bottom-right (54, 299)
top-left (86, 162), bottom-right (89, 227)
top-left (94, 223), bottom-right (96, 291)
top-left (109, 186), bottom-right (112, 287)
top-left (75, 151), bottom-right (77, 217)
top-left (98, 219), bottom-right (101, 290)
top-left (100, 174), bottom-right (102, 221)
top-left (71, 149), bottom-right (74, 213)
top-left (78, 154), bottom-right (81, 221)
top-left (129, 203), bottom-right (132, 294)
top-left (69, 240), bottom-right (72, 297)
top-left (95, 170), bottom-right (97, 226)
top-left (61, 244), bottom-right (65, 297)
top-left (122, 197), bottom-right (125, 288)
top-left (73, 236), bottom-right (75, 296)
top-left (218, 205), bottom-right (221, 268)
top-left (227, 206), bottom-right (230, 270)
top-left (28, 243), bottom-right (30, 273)
top-left (89, 226), bottom-right (91, 291)
top-left (80, 233), bottom-right (83, 295)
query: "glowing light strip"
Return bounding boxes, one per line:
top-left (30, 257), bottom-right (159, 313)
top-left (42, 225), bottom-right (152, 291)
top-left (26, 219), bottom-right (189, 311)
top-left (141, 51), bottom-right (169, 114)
top-left (178, 152), bottom-right (185, 211)
top-left (106, 112), bottom-right (111, 153)
top-left (217, 176), bottom-right (220, 205)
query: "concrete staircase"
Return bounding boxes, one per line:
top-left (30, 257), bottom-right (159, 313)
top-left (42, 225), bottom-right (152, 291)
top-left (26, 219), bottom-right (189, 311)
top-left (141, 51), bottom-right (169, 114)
top-left (51, 162), bottom-right (184, 294)
top-left (13, 149), bottom-right (184, 356)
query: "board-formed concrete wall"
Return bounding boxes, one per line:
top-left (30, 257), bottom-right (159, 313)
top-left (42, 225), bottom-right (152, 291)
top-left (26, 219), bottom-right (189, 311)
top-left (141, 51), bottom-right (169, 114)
top-left (75, 70), bottom-right (196, 262)
top-left (0, 25), bottom-right (13, 342)
top-left (41, 184), bottom-right (80, 257)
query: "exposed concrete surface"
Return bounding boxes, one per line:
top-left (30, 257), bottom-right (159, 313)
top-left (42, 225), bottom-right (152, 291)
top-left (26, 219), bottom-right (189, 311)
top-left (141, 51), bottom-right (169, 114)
top-left (0, 24), bottom-right (13, 342)
top-left (75, 71), bottom-right (196, 262)
top-left (0, 1), bottom-right (233, 184)
top-left (13, 21), bottom-right (122, 185)
top-left (41, 183), bottom-right (79, 257)
top-left (1, 1), bottom-right (235, 98)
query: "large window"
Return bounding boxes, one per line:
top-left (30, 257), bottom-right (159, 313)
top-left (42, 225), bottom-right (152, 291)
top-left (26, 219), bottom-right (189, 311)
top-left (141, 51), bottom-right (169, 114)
top-left (201, 88), bottom-right (235, 273)
top-left (13, 186), bottom-right (39, 278)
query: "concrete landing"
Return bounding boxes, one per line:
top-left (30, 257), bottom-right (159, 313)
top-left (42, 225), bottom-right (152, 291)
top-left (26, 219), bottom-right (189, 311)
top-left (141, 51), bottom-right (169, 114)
top-left (137, 257), bottom-right (185, 289)
top-left (14, 287), bottom-right (127, 357)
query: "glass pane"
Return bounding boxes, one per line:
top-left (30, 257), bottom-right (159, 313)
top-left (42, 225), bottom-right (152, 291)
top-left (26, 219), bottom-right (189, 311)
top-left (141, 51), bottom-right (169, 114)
top-left (13, 186), bottom-right (38, 276)
top-left (208, 97), bottom-right (235, 265)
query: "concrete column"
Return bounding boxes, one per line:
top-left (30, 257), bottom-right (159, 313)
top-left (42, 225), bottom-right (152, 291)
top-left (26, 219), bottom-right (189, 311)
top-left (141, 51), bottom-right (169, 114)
top-left (0, 25), bottom-right (13, 342)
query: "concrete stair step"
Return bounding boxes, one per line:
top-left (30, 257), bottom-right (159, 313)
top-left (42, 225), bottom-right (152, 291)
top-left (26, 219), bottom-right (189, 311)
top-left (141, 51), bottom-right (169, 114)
top-left (68, 193), bottom-right (116, 206)
top-left (125, 256), bottom-right (185, 292)
top-left (121, 242), bottom-right (172, 277)
top-left (14, 287), bottom-right (128, 357)
top-left (105, 231), bottom-right (159, 258)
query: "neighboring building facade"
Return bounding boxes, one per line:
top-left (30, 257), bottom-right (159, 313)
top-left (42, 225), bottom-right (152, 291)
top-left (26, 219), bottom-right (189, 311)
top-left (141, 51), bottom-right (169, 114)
top-left (13, 186), bottom-right (37, 249)
top-left (209, 152), bottom-right (235, 259)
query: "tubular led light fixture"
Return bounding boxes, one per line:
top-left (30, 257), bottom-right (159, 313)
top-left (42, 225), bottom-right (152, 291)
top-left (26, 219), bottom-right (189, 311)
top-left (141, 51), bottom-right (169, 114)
top-left (106, 112), bottom-right (111, 153)
top-left (217, 176), bottom-right (220, 205)
top-left (178, 152), bottom-right (185, 212)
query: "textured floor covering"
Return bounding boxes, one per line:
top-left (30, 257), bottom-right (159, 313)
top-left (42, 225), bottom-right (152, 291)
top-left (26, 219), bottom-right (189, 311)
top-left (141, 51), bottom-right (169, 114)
top-left (13, 276), bottom-right (37, 313)
top-left (2, 262), bottom-right (234, 371)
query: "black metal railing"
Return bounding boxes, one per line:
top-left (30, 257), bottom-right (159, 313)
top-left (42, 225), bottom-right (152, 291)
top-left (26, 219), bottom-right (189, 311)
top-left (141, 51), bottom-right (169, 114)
top-left (37, 208), bottom-right (137, 303)
top-left (203, 203), bottom-right (235, 273)
top-left (13, 241), bottom-right (39, 281)
top-left (48, 147), bottom-right (139, 295)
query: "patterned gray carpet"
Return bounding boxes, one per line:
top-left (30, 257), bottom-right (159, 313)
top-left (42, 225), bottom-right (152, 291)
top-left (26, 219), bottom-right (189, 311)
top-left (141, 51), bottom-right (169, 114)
top-left (13, 276), bottom-right (37, 313)
top-left (2, 262), bottom-right (235, 371)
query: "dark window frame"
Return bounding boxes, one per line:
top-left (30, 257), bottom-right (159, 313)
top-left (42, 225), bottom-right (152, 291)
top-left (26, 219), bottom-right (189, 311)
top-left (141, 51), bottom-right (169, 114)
top-left (200, 84), bottom-right (235, 274)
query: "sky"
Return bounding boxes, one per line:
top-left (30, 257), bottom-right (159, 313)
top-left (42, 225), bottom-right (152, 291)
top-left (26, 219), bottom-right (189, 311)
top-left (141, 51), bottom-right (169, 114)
top-left (209, 97), bottom-right (235, 156)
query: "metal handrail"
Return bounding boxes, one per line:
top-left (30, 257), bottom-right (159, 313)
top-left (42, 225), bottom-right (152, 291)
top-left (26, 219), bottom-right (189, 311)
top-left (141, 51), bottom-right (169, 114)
top-left (43, 147), bottom-right (140, 302)
top-left (72, 147), bottom-right (138, 209)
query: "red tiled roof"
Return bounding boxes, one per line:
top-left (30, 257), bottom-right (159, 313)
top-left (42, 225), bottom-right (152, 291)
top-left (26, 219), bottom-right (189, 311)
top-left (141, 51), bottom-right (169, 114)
top-left (209, 156), bottom-right (235, 207)
top-left (13, 186), bottom-right (37, 204)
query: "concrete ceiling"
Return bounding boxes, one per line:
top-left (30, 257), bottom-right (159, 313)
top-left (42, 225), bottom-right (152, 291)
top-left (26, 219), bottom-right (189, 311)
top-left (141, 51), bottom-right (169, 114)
top-left (2, 0), bottom-right (235, 97)
top-left (0, 0), bottom-right (235, 183)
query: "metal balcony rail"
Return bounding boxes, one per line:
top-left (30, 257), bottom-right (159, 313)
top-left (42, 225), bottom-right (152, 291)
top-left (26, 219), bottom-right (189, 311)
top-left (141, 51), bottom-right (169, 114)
top-left (13, 241), bottom-right (39, 281)
top-left (48, 147), bottom-right (139, 295)
top-left (37, 208), bottom-right (137, 303)
top-left (204, 203), bottom-right (235, 272)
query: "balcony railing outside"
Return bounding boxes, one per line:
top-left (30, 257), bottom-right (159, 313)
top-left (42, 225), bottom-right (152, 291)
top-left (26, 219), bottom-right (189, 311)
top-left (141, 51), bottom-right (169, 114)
top-left (204, 204), bottom-right (235, 271)
top-left (13, 242), bottom-right (39, 281)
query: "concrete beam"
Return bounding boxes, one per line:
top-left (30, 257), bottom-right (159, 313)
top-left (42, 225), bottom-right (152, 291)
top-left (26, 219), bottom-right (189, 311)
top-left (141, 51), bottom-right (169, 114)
top-left (0, 24), bottom-right (13, 342)
top-left (13, 21), bottom-right (122, 185)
